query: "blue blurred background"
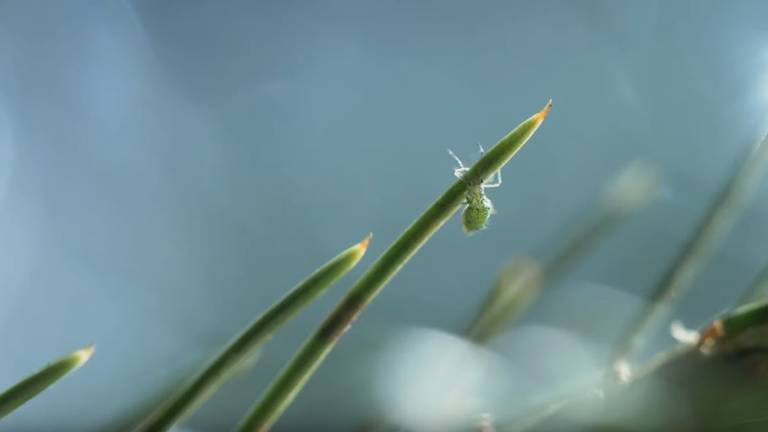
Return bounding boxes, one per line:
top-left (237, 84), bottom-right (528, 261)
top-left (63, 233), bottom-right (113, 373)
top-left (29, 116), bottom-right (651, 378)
top-left (1, 1), bottom-right (768, 430)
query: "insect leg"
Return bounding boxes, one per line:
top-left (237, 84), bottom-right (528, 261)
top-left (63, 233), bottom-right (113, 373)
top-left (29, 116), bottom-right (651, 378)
top-left (448, 149), bottom-right (466, 168)
top-left (476, 144), bottom-right (503, 187)
top-left (484, 169), bottom-right (502, 188)
top-left (448, 149), bottom-right (469, 179)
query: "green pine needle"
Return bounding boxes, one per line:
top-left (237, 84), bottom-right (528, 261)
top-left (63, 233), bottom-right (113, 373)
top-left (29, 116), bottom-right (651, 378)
top-left (236, 100), bottom-right (553, 432)
top-left (134, 236), bottom-right (371, 432)
top-left (0, 346), bottom-right (94, 420)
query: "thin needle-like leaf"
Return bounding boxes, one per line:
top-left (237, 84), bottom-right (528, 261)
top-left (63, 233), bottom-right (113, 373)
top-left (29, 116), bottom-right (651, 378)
top-left (0, 346), bottom-right (94, 420)
top-left (700, 298), bottom-right (768, 347)
top-left (465, 161), bottom-right (659, 343)
top-left (611, 132), bottom-right (768, 374)
top-left (134, 236), bottom-right (371, 432)
top-left (465, 257), bottom-right (544, 344)
top-left (504, 300), bottom-right (768, 432)
top-left (236, 100), bottom-right (553, 432)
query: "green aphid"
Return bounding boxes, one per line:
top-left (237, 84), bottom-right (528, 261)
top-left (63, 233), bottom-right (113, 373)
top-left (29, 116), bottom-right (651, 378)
top-left (449, 146), bottom-right (502, 234)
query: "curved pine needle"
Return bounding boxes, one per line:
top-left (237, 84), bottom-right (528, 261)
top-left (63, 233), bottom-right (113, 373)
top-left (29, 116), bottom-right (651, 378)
top-left (134, 236), bottom-right (371, 432)
top-left (611, 132), bottom-right (768, 372)
top-left (465, 257), bottom-right (544, 344)
top-left (0, 346), bottom-right (93, 420)
top-left (236, 100), bottom-right (552, 432)
top-left (505, 300), bottom-right (768, 431)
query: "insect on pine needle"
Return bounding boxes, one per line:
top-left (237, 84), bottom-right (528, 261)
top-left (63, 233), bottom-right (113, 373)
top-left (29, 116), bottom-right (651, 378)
top-left (448, 145), bottom-right (503, 234)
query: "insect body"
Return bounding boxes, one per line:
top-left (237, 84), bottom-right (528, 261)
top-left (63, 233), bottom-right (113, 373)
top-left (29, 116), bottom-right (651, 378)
top-left (462, 186), bottom-right (493, 233)
top-left (448, 146), bottom-right (502, 234)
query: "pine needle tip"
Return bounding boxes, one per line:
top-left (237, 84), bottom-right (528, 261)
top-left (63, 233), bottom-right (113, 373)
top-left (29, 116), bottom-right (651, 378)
top-left (534, 99), bottom-right (553, 121)
top-left (358, 233), bottom-right (373, 252)
top-left (75, 345), bottom-right (95, 364)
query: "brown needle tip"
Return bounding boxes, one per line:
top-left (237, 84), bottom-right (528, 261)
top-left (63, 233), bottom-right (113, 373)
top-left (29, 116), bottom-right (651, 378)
top-left (357, 233), bottom-right (373, 252)
top-left (533, 99), bottom-right (553, 122)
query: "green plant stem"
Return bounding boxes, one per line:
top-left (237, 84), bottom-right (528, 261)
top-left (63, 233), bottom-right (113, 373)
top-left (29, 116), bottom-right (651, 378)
top-left (611, 132), bottom-right (768, 372)
top-left (716, 299), bottom-right (768, 339)
top-left (134, 237), bottom-right (371, 432)
top-left (0, 346), bottom-right (93, 420)
top-left (236, 100), bottom-right (553, 432)
top-left (503, 301), bottom-right (768, 432)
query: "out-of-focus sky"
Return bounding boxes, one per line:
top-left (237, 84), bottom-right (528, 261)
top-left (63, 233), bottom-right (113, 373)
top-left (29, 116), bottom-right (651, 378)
top-left (1, 1), bottom-right (768, 430)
